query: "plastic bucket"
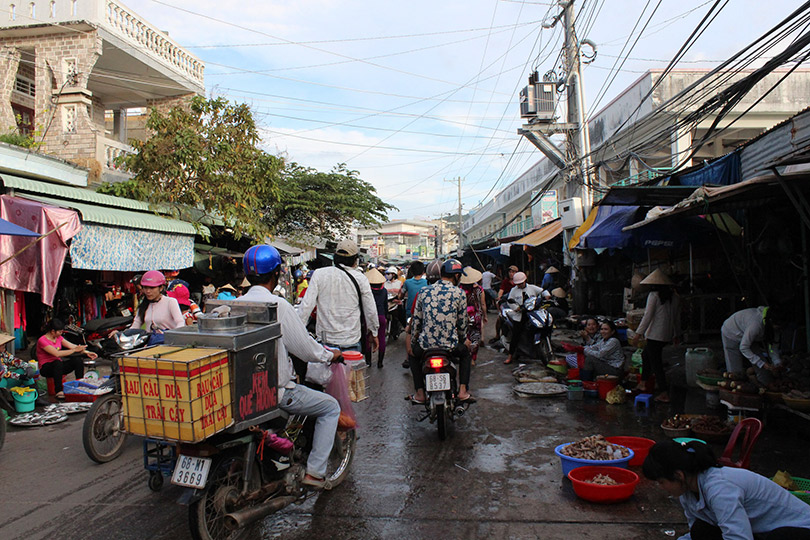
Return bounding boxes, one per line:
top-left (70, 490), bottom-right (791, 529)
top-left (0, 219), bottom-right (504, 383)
top-left (568, 387), bottom-right (584, 401)
top-left (605, 436), bottom-right (655, 467)
top-left (12, 388), bottom-right (37, 413)
top-left (567, 368), bottom-right (580, 380)
top-left (597, 377), bottom-right (619, 400)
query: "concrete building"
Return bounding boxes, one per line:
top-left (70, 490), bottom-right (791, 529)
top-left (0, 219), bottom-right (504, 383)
top-left (464, 69), bottom-right (810, 245)
top-left (357, 219), bottom-right (458, 262)
top-left (0, 0), bottom-right (204, 186)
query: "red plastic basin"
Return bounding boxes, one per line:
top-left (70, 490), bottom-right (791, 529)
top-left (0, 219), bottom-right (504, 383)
top-left (342, 351), bottom-right (364, 362)
top-left (567, 466), bottom-right (640, 504)
top-left (605, 436), bottom-right (656, 467)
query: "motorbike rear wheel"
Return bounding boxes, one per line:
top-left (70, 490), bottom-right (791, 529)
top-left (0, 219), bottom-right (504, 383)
top-left (436, 403), bottom-right (447, 440)
top-left (82, 393), bottom-right (127, 463)
top-left (325, 428), bottom-right (356, 488)
top-left (189, 454), bottom-right (254, 540)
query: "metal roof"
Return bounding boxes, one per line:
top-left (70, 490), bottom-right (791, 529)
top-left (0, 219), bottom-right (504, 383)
top-left (19, 194), bottom-right (201, 236)
top-left (1, 173), bottom-right (206, 235)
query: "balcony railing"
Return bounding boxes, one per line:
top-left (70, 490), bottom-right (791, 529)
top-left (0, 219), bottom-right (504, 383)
top-left (503, 217), bottom-right (533, 238)
top-left (96, 135), bottom-right (134, 170)
top-left (2, 0), bottom-right (204, 88)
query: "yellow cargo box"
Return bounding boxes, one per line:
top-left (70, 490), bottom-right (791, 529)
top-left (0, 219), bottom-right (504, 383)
top-left (120, 346), bottom-right (233, 443)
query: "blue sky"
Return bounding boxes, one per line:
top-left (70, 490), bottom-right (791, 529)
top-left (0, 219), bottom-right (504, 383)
top-left (128, 0), bottom-right (805, 220)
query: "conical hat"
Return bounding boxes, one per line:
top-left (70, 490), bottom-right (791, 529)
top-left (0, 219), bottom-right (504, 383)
top-left (551, 287), bottom-right (566, 298)
top-left (460, 267), bottom-right (482, 285)
top-left (365, 268), bottom-right (385, 284)
top-left (545, 266), bottom-right (559, 274)
top-left (640, 269), bottom-right (673, 286)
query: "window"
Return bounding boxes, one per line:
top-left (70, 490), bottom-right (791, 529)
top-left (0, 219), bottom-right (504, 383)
top-left (49, 1), bottom-right (54, 17)
top-left (9, 3), bottom-right (15, 20)
top-left (71, 0), bottom-right (76, 16)
top-left (12, 104), bottom-right (33, 136)
top-left (28, 1), bottom-right (33, 17)
top-left (14, 75), bottom-right (35, 97)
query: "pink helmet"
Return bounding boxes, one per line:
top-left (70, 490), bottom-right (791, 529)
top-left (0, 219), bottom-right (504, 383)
top-left (141, 270), bottom-right (166, 287)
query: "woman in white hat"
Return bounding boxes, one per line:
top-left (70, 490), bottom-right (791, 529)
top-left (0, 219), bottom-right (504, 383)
top-left (634, 269), bottom-right (681, 403)
top-left (365, 268), bottom-right (388, 368)
top-left (460, 267), bottom-right (486, 365)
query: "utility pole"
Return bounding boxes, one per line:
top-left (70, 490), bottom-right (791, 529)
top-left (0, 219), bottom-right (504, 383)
top-left (445, 177), bottom-right (463, 257)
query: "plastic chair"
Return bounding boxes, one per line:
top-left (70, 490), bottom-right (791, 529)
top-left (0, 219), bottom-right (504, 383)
top-left (717, 418), bottom-right (763, 469)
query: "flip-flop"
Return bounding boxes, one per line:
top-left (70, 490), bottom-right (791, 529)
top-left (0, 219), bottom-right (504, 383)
top-left (405, 394), bottom-right (426, 405)
top-left (457, 395), bottom-right (477, 404)
top-left (503, 358), bottom-right (513, 365)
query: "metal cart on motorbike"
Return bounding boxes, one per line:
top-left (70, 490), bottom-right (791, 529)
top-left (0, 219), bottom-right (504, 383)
top-left (114, 300), bottom-right (356, 540)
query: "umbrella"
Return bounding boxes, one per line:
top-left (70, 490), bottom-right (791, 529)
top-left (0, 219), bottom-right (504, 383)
top-left (0, 217), bottom-right (38, 237)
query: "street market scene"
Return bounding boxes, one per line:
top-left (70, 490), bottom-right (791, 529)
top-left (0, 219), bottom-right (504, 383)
top-left (2, 1), bottom-right (810, 539)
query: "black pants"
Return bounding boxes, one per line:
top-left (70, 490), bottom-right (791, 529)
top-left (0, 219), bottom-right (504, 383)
top-left (690, 519), bottom-right (810, 540)
top-left (410, 343), bottom-right (472, 392)
top-left (508, 316), bottom-right (528, 357)
top-left (40, 356), bottom-right (84, 393)
top-left (641, 339), bottom-right (669, 391)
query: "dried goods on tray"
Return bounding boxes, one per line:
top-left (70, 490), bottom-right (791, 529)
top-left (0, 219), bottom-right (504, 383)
top-left (559, 435), bottom-right (630, 461)
top-left (662, 415), bottom-right (692, 429)
top-left (690, 415), bottom-right (733, 434)
top-left (586, 474), bottom-right (619, 486)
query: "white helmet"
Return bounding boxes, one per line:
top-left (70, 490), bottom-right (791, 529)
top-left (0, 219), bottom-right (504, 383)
top-left (386, 266), bottom-right (398, 275)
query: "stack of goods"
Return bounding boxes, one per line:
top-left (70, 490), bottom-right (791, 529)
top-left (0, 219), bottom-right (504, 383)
top-left (690, 415), bottom-right (734, 442)
top-left (661, 414), bottom-right (692, 437)
top-left (0, 352), bottom-right (36, 388)
top-left (718, 370), bottom-right (764, 408)
top-left (765, 356), bottom-right (810, 411)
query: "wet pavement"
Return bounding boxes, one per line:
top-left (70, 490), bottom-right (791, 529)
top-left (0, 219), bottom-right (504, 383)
top-left (1, 318), bottom-right (808, 540)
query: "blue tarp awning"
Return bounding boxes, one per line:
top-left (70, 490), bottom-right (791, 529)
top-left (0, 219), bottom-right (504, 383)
top-left (474, 246), bottom-right (510, 262)
top-left (674, 151), bottom-right (741, 187)
top-left (579, 206), bottom-right (641, 249)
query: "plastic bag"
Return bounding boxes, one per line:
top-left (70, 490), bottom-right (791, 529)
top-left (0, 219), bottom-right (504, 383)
top-left (305, 362), bottom-right (333, 386)
top-left (606, 385), bottom-right (627, 404)
top-left (325, 363), bottom-right (357, 429)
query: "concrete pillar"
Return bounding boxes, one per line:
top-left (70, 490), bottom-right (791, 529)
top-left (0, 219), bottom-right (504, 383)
top-left (113, 108), bottom-right (127, 143)
top-left (671, 120), bottom-right (693, 169)
top-left (0, 47), bottom-right (22, 133)
top-left (629, 157), bottom-right (640, 180)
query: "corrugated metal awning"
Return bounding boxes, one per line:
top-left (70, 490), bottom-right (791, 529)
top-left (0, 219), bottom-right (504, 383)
top-left (1, 173), bottom-right (207, 235)
top-left (19, 194), bottom-right (201, 235)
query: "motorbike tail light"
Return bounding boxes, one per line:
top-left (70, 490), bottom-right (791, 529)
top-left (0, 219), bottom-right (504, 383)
top-left (428, 357), bottom-right (446, 369)
top-left (87, 332), bottom-right (103, 341)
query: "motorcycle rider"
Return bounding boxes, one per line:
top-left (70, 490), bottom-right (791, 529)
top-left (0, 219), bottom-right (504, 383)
top-left (490, 265), bottom-right (519, 344)
top-left (407, 259), bottom-right (474, 404)
top-left (503, 272), bottom-right (546, 365)
top-left (298, 239), bottom-right (379, 354)
top-left (241, 244), bottom-right (343, 490)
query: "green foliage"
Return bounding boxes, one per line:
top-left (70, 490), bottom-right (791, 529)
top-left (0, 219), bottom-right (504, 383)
top-left (268, 162), bottom-right (395, 239)
top-left (0, 131), bottom-right (39, 149)
top-left (121, 96), bottom-right (282, 239)
top-left (96, 179), bottom-right (149, 200)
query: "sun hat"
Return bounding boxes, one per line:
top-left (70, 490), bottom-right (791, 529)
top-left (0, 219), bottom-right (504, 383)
top-left (167, 284), bottom-right (191, 306)
top-left (513, 272), bottom-right (527, 285)
top-left (545, 266), bottom-right (559, 274)
top-left (385, 266), bottom-right (398, 275)
top-left (640, 268), bottom-right (673, 286)
top-left (551, 287), bottom-right (566, 298)
top-left (508, 265), bottom-right (519, 272)
top-left (219, 283), bottom-right (237, 292)
top-left (365, 268), bottom-right (385, 284)
top-left (336, 239), bottom-right (359, 257)
top-left (460, 267), bottom-right (482, 285)
top-left (240, 277), bottom-right (251, 288)
top-left (141, 270), bottom-right (166, 287)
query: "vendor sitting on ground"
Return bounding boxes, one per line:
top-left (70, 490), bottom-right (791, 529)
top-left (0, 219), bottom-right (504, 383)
top-left (582, 319), bottom-right (624, 377)
top-left (579, 317), bottom-right (601, 346)
top-left (37, 318), bottom-right (97, 399)
top-left (643, 439), bottom-right (810, 540)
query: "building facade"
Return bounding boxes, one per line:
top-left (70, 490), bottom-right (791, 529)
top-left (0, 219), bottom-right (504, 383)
top-left (357, 219), bottom-right (458, 262)
top-left (0, 0), bottom-right (204, 185)
top-left (463, 69), bottom-right (810, 245)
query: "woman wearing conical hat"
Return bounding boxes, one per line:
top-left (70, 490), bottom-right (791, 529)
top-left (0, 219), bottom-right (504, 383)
top-left (634, 269), bottom-right (681, 403)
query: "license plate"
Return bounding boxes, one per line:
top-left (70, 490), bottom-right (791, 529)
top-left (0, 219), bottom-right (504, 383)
top-left (425, 372), bottom-right (451, 392)
top-left (171, 455), bottom-right (212, 489)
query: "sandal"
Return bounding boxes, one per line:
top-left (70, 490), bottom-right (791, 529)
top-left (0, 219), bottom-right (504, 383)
top-left (405, 394), bottom-right (426, 405)
top-left (457, 395), bottom-right (477, 404)
top-left (55, 391), bottom-right (65, 399)
top-left (503, 357), bottom-right (513, 365)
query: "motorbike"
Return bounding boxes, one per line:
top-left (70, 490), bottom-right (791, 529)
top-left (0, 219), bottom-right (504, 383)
top-left (82, 328), bottom-right (150, 463)
top-left (179, 389), bottom-right (356, 540)
top-left (386, 293), bottom-right (403, 341)
top-left (416, 348), bottom-right (473, 440)
top-left (31, 316), bottom-right (134, 366)
top-left (499, 295), bottom-right (554, 363)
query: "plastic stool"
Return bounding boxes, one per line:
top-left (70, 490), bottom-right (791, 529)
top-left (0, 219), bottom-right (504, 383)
top-left (46, 375), bottom-right (68, 396)
top-left (634, 393), bottom-right (653, 411)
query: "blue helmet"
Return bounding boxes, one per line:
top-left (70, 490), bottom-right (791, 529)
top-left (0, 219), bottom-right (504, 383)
top-left (293, 269), bottom-right (303, 279)
top-left (243, 244), bottom-right (282, 276)
top-left (441, 259), bottom-right (465, 277)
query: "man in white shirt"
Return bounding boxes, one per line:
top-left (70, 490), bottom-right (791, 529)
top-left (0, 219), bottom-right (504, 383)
top-left (481, 265), bottom-right (497, 312)
top-left (504, 272), bottom-right (547, 364)
top-left (242, 244), bottom-right (342, 490)
top-left (298, 240), bottom-right (380, 353)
